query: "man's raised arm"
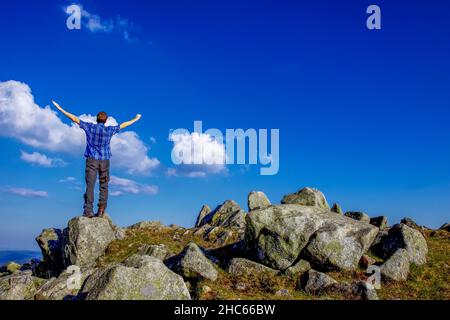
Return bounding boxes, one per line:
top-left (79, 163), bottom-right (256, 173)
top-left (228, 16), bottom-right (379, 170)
top-left (120, 114), bottom-right (141, 130)
top-left (51, 100), bottom-right (80, 124)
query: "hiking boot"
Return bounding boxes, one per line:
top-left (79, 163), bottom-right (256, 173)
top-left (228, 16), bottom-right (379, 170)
top-left (96, 206), bottom-right (106, 218)
top-left (83, 211), bottom-right (94, 218)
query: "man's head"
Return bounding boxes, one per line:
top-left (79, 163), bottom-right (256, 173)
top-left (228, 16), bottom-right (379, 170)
top-left (97, 111), bottom-right (108, 124)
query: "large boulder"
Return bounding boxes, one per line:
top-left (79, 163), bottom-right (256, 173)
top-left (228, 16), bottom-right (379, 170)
top-left (281, 187), bottom-right (330, 209)
top-left (82, 255), bottom-right (191, 300)
top-left (371, 223), bottom-right (428, 266)
top-left (195, 205), bottom-right (211, 227)
top-left (0, 271), bottom-right (45, 300)
top-left (166, 243), bottom-right (218, 281)
top-left (248, 191), bottom-right (271, 211)
top-left (36, 228), bottom-right (65, 277)
top-left (63, 216), bottom-right (116, 268)
top-left (245, 204), bottom-right (379, 270)
top-left (380, 248), bottom-right (410, 281)
top-left (199, 200), bottom-right (246, 230)
top-left (226, 258), bottom-right (278, 278)
top-left (300, 269), bottom-right (337, 294)
top-left (344, 211), bottom-right (370, 223)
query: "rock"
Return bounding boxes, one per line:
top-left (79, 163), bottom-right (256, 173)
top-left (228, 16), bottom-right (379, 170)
top-left (36, 228), bottom-right (65, 276)
top-left (400, 217), bottom-right (420, 229)
top-left (35, 266), bottom-right (95, 300)
top-left (215, 230), bottom-right (235, 246)
top-left (5, 262), bottom-right (21, 274)
top-left (83, 255), bottom-right (191, 300)
top-left (370, 216), bottom-right (388, 229)
top-left (246, 204), bottom-right (379, 270)
top-left (344, 211), bottom-right (370, 223)
top-left (166, 243), bottom-right (218, 281)
top-left (138, 244), bottom-right (173, 261)
top-left (63, 216), bottom-right (116, 268)
top-left (371, 223), bottom-right (428, 266)
top-left (193, 224), bottom-right (211, 237)
top-left (281, 187), bottom-right (330, 209)
top-left (102, 213), bottom-right (127, 240)
top-left (275, 289), bottom-right (292, 298)
top-left (128, 220), bottom-right (167, 230)
top-left (199, 200), bottom-right (246, 230)
top-left (248, 191), bottom-right (271, 211)
top-left (359, 255), bottom-right (376, 270)
top-left (300, 269), bottom-right (337, 294)
top-left (439, 223), bottom-right (450, 232)
top-left (380, 248), bottom-right (410, 281)
top-left (195, 205), bottom-right (211, 227)
top-left (226, 258), bottom-right (278, 278)
top-left (330, 203), bottom-right (343, 214)
top-left (284, 260), bottom-right (311, 278)
top-left (200, 285), bottom-right (213, 296)
top-left (0, 271), bottom-right (45, 300)
top-left (326, 281), bottom-right (378, 300)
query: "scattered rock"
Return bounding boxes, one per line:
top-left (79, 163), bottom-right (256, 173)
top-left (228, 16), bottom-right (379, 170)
top-left (326, 281), bottom-right (378, 300)
top-left (195, 205), bottom-right (211, 227)
top-left (166, 243), bottom-right (218, 281)
top-left (248, 191), bottom-right (271, 211)
top-left (370, 216), bottom-right (388, 229)
top-left (284, 260), bottom-right (311, 278)
top-left (199, 200), bottom-right (246, 230)
top-left (380, 248), bottom-right (410, 281)
top-left (36, 228), bottom-right (65, 277)
top-left (400, 217), bottom-right (420, 230)
top-left (128, 221), bottom-right (167, 231)
top-left (359, 255), bottom-right (376, 270)
top-left (63, 216), bottom-right (116, 269)
top-left (83, 255), bottom-right (191, 300)
top-left (275, 288), bottom-right (292, 298)
top-left (344, 211), bottom-right (370, 223)
top-left (226, 258), bottom-right (278, 278)
top-left (300, 269), bottom-right (337, 294)
top-left (5, 262), bottom-right (21, 274)
top-left (0, 271), bottom-right (45, 300)
top-left (330, 203), bottom-right (343, 214)
top-left (246, 204), bottom-right (379, 270)
top-left (439, 223), bottom-right (450, 232)
top-left (193, 224), bottom-right (211, 237)
top-left (371, 223), bottom-right (428, 266)
top-left (281, 187), bottom-right (330, 209)
top-left (138, 244), bottom-right (173, 261)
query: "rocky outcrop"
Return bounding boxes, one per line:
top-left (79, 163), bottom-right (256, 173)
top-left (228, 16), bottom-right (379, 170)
top-left (166, 243), bottom-right (218, 281)
top-left (226, 258), bottom-right (278, 278)
top-left (63, 216), bottom-right (116, 268)
top-left (199, 200), bottom-right (246, 230)
top-left (246, 204), bottom-right (379, 270)
top-left (248, 191), bottom-right (271, 211)
top-left (400, 217), bottom-right (420, 230)
top-left (82, 255), bottom-right (191, 300)
top-left (35, 228), bottom-right (65, 277)
top-left (330, 203), bottom-right (343, 214)
top-left (195, 205), bottom-right (211, 227)
top-left (281, 187), bottom-right (330, 209)
top-left (344, 211), bottom-right (370, 223)
top-left (370, 216), bottom-right (388, 229)
top-left (380, 248), bottom-right (410, 281)
top-left (371, 223), bottom-right (428, 266)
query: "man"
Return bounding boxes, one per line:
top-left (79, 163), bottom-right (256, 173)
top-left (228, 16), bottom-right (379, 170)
top-left (51, 100), bottom-right (141, 218)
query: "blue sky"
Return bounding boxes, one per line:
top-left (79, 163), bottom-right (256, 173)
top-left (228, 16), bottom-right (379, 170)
top-left (0, 0), bottom-right (449, 250)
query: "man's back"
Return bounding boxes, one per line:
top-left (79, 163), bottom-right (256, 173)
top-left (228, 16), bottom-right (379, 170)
top-left (79, 121), bottom-right (120, 160)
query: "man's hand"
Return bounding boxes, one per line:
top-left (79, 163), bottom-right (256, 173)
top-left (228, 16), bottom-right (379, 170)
top-left (120, 114), bottom-right (142, 130)
top-left (51, 100), bottom-right (80, 124)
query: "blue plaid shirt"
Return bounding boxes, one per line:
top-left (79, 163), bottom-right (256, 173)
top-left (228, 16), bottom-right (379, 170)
top-left (79, 120), bottom-right (121, 160)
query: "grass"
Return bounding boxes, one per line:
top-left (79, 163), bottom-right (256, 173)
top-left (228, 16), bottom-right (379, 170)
top-left (97, 226), bottom-right (450, 300)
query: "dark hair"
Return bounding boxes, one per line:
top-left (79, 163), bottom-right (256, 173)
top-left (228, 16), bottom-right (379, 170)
top-left (97, 111), bottom-right (108, 124)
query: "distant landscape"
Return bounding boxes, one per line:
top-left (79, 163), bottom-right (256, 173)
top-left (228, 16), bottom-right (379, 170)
top-left (0, 250), bottom-right (41, 265)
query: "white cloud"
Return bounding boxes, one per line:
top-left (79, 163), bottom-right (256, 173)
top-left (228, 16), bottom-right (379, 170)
top-left (168, 131), bottom-right (226, 177)
top-left (6, 187), bottom-right (48, 198)
top-left (109, 175), bottom-right (158, 196)
top-left (0, 80), bottom-right (159, 175)
top-left (20, 150), bottom-right (66, 168)
top-left (59, 176), bottom-right (77, 183)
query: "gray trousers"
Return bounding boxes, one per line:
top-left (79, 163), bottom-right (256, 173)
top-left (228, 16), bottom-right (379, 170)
top-left (83, 157), bottom-right (110, 215)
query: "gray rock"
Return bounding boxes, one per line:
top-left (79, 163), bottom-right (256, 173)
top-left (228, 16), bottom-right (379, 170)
top-left (439, 223), bottom-right (450, 232)
top-left (344, 211), bottom-right (370, 223)
top-left (166, 243), bottom-right (218, 281)
top-left (138, 244), bottom-right (173, 261)
top-left (128, 220), bottom-right (167, 230)
top-left (83, 255), bottom-right (191, 300)
top-left (226, 258), bottom-right (278, 277)
top-left (193, 224), bottom-right (211, 237)
top-left (195, 205), bottom-right (211, 227)
top-left (380, 248), bottom-right (410, 281)
top-left (199, 200), bottom-right (246, 230)
top-left (326, 281), bottom-right (378, 300)
top-left (36, 228), bottom-right (65, 277)
top-left (5, 262), bottom-right (21, 274)
top-left (248, 191), bottom-right (271, 211)
top-left (370, 216), bottom-right (388, 229)
top-left (301, 269), bottom-right (337, 294)
top-left (371, 223), bottom-right (428, 266)
top-left (0, 271), bottom-right (45, 300)
top-left (281, 187), bottom-right (330, 209)
top-left (330, 203), bottom-right (343, 214)
top-left (246, 204), bottom-right (379, 270)
top-left (400, 217), bottom-right (420, 229)
top-left (63, 216), bottom-right (116, 268)
top-left (284, 259), bottom-right (311, 278)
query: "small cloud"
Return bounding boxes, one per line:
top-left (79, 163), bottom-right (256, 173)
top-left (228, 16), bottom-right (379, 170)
top-left (20, 150), bottom-right (66, 168)
top-left (59, 176), bottom-right (77, 183)
top-left (110, 175), bottom-right (158, 196)
top-left (6, 187), bottom-right (48, 198)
